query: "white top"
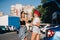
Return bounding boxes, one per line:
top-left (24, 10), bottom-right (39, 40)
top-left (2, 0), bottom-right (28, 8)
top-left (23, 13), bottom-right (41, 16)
top-left (33, 17), bottom-right (40, 25)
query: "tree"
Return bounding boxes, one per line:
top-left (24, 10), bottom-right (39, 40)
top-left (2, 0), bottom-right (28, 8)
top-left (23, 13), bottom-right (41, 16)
top-left (36, 5), bottom-right (47, 23)
top-left (41, 0), bottom-right (47, 3)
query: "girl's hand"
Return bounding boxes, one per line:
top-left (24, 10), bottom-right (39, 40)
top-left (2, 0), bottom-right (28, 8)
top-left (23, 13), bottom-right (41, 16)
top-left (35, 22), bottom-right (40, 27)
top-left (30, 23), bottom-right (33, 26)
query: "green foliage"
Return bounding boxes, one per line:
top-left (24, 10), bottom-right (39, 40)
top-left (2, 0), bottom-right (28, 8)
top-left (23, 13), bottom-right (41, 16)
top-left (41, 0), bottom-right (47, 3)
top-left (36, 5), bottom-right (47, 21)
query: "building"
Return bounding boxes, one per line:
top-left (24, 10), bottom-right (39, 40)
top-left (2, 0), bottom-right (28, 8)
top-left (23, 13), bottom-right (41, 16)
top-left (0, 12), bottom-right (3, 16)
top-left (10, 4), bottom-right (35, 20)
top-left (15, 4), bottom-right (23, 17)
top-left (11, 5), bottom-right (15, 16)
top-left (23, 5), bottom-right (35, 20)
top-left (11, 4), bottom-right (22, 16)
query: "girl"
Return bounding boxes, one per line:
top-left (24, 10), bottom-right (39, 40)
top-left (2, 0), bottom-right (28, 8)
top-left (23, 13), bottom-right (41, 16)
top-left (31, 9), bottom-right (41, 40)
top-left (19, 11), bottom-right (28, 40)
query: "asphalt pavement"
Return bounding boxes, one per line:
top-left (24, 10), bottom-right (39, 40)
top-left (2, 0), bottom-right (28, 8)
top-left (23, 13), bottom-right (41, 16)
top-left (0, 31), bottom-right (31, 40)
top-left (0, 32), bottom-right (19, 40)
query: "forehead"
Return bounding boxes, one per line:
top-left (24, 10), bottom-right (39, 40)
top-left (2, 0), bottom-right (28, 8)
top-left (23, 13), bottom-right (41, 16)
top-left (21, 11), bottom-right (25, 14)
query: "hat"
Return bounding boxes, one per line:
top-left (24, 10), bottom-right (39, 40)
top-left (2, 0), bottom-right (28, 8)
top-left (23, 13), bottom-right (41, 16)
top-left (34, 9), bottom-right (41, 17)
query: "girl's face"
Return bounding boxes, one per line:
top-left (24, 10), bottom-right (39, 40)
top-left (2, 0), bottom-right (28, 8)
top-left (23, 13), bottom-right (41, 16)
top-left (21, 13), bottom-right (25, 18)
top-left (34, 13), bottom-right (38, 17)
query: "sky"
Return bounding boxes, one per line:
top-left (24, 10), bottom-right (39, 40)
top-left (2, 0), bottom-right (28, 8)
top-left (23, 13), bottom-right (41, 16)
top-left (0, 0), bottom-right (42, 15)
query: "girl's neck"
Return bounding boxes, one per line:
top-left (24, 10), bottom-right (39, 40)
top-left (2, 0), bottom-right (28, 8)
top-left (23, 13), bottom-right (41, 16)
top-left (34, 16), bottom-right (38, 18)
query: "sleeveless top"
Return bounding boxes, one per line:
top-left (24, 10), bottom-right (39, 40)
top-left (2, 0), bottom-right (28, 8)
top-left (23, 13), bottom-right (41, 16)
top-left (20, 21), bottom-right (25, 25)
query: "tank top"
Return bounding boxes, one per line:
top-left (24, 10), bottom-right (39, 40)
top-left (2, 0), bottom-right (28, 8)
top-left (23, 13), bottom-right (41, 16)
top-left (20, 21), bottom-right (25, 25)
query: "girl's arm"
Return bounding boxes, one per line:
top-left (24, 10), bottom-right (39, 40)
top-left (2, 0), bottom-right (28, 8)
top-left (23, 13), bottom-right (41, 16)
top-left (35, 22), bottom-right (40, 27)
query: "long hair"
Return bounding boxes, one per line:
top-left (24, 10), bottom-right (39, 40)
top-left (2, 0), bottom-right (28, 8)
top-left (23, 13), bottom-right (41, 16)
top-left (21, 11), bottom-right (25, 18)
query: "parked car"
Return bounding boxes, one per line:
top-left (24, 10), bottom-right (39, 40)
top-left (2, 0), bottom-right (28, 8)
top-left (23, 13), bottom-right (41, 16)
top-left (8, 26), bottom-right (17, 31)
top-left (39, 25), bottom-right (46, 40)
top-left (40, 24), bottom-right (57, 40)
top-left (0, 26), bottom-right (6, 34)
top-left (46, 25), bottom-right (60, 40)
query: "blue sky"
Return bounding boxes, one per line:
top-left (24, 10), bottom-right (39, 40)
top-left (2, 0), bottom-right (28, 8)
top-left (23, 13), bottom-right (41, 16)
top-left (0, 0), bottom-right (41, 14)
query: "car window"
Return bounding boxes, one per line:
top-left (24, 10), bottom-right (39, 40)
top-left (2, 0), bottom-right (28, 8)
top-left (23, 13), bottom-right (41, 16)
top-left (0, 26), bottom-right (5, 28)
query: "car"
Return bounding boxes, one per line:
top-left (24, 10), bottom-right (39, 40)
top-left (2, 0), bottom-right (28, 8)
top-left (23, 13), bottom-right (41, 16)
top-left (39, 24), bottom-right (58, 40)
top-left (46, 25), bottom-right (60, 40)
top-left (39, 24), bottom-right (46, 40)
top-left (8, 26), bottom-right (17, 31)
top-left (0, 26), bottom-right (6, 34)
